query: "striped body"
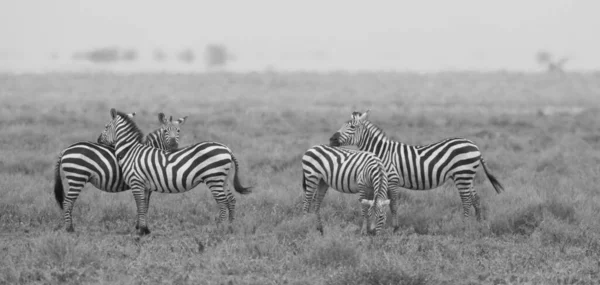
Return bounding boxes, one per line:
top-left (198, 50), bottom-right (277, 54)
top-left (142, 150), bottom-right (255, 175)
top-left (54, 112), bottom-right (185, 232)
top-left (330, 111), bottom-right (504, 225)
top-left (99, 109), bottom-right (251, 235)
top-left (302, 145), bottom-right (389, 235)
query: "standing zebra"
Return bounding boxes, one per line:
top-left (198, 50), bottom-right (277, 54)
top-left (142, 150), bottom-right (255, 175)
top-left (302, 145), bottom-right (389, 235)
top-left (329, 110), bottom-right (504, 228)
top-left (54, 112), bottom-right (187, 232)
top-left (98, 108), bottom-right (251, 235)
top-left (146, 113), bottom-right (188, 151)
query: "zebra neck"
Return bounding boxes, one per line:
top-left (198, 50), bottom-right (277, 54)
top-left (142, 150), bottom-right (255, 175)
top-left (357, 125), bottom-right (389, 155)
top-left (115, 140), bottom-right (139, 158)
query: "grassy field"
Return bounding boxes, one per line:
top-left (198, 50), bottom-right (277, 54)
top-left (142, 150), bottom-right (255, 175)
top-left (1, 72), bottom-right (600, 284)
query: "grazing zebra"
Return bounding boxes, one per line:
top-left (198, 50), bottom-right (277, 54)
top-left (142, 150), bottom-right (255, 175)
top-left (302, 145), bottom-right (390, 235)
top-left (329, 110), bottom-right (504, 228)
top-left (54, 112), bottom-right (187, 232)
top-left (98, 108), bottom-right (251, 235)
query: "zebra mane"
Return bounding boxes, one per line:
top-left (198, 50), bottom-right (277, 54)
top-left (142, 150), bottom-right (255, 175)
top-left (362, 120), bottom-right (389, 139)
top-left (116, 110), bottom-right (145, 144)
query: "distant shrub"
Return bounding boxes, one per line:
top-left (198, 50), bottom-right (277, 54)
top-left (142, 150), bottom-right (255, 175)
top-left (153, 49), bottom-right (167, 62)
top-left (327, 265), bottom-right (427, 285)
top-left (177, 49), bottom-right (195, 64)
top-left (121, 49), bottom-right (138, 61)
top-left (72, 47), bottom-right (120, 63)
top-left (72, 47), bottom-right (139, 63)
top-left (535, 50), bottom-right (569, 73)
top-left (205, 44), bottom-right (231, 70)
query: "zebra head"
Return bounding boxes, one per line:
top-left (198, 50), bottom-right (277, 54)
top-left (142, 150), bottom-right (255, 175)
top-left (329, 109), bottom-right (370, 147)
top-left (360, 197), bottom-right (390, 235)
top-left (158, 113), bottom-right (188, 150)
top-left (97, 110), bottom-right (136, 146)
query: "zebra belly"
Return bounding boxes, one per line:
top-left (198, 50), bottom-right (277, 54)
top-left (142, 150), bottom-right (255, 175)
top-left (61, 161), bottom-right (126, 193)
top-left (326, 176), bottom-right (361, 194)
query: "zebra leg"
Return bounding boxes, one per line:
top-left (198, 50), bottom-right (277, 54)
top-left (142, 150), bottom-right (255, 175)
top-left (226, 192), bottom-right (236, 223)
top-left (221, 168), bottom-right (237, 223)
top-left (313, 180), bottom-right (329, 235)
top-left (135, 191), bottom-right (152, 230)
top-left (62, 179), bottom-right (87, 232)
top-left (302, 174), bottom-right (318, 214)
top-left (206, 181), bottom-right (229, 225)
top-left (471, 187), bottom-right (482, 221)
top-left (132, 186), bottom-right (151, 235)
top-left (359, 191), bottom-right (370, 235)
top-left (388, 187), bottom-right (400, 232)
top-left (455, 182), bottom-right (473, 218)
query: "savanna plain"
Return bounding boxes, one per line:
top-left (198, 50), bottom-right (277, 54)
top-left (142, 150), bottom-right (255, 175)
top-left (1, 72), bottom-right (600, 285)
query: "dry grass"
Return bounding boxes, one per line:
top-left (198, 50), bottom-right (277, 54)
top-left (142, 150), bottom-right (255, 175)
top-left (1, 72), bottom-right (600, 284)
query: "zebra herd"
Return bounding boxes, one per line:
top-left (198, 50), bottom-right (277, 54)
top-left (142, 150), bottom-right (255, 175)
top-left (54, 108), bottom-right (504, 236)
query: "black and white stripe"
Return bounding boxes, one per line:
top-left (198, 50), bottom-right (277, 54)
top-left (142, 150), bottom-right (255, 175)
top-left (302, 145), bottom-right (389, 235)
top-left (329, 110), bottom-right (504, 227)
top-left (54, 112), bottom-right (183, 232)
top-left (99, 108), bottom-right (251, 235)
top-left (145, 113), bottom-right (187, 150)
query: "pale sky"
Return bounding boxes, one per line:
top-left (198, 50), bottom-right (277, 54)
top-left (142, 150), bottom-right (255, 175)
top-left (0, 0), bottom-right (598, 72)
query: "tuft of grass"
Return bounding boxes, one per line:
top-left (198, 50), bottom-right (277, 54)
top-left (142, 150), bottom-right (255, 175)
top-left (303, 238), bottom-right (360, 269)
top-left (327, 264), bottom-right (428, 285)
top-left (35, 233), bottom-right (100, 269)
top-left (490, 203), bottom-right (544, 236)
top-left (544, 199), bottom-right (577, 224)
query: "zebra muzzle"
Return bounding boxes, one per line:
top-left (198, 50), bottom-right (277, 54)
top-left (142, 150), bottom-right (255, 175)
top-left (329, 132), bottom-right (341, 146)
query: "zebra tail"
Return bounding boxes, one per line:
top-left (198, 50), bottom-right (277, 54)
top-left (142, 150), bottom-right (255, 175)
top-left (231, 154), bottom-right (252, 195)
top-left (302, 171), bottom-right (307, 191)
top-left (481, 157), bottom-right (504, 194)
top-left (54, 153), bottom-right (65, 210)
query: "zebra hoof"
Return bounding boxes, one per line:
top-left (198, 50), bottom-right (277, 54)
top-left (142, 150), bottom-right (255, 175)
top-left (66, 225), bottom-right (75, 233)
top-left (137, 227), bottom-right (151, 236)
top-left (317, 226), bottom-right (324, 236)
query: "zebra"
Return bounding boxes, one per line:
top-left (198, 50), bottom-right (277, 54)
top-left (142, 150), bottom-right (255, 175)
top-left (302, 144), bottom-right (390, 235)
top-left (54, 112), bottom-right (187, 232)
top-left (98, 108), bottom-right (252, 235)
top-left (145, 113), bottom-right (188, 151)
top-left (329, 110), bottom-right (504, 229)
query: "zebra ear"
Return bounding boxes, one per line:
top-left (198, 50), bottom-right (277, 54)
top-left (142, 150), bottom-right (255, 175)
top-left (169, 115), bottom-right (173, 122)
top-left (177, 116), bottom-right (188, 126)
top-left (110, 108), bottom-right (117, 119)
top-left (158, 113), bottom-right (167, 124)
top-left (127, 112), bottom-right (136, 119)
top-left (359, 109), bottom-right (370, 121)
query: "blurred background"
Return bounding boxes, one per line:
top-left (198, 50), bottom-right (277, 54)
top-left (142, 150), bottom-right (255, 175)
top-left (0, 0), bottom-right (598, 73)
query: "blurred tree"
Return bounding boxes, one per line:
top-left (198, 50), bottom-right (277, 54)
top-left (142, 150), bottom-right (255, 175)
top-left (536, 50), bottom-right (569, 73)
top-left (178, 49), bottom-right (195, 64)
top-left (205, 44), bottom-right (232, 70)
top-left (153, 49), bottom-right (167, 62)
top-left (72, 47), bottom-right (120, 63)
top-left (121, 49), bottom-right (138, 61)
